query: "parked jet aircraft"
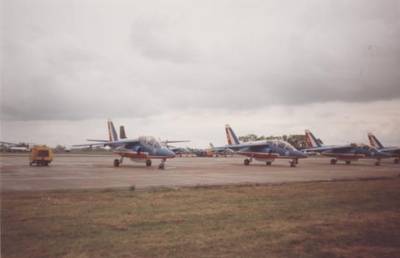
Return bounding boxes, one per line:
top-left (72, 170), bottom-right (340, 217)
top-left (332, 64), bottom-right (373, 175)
top-left (368, 133), bottom-right (400, 164)
top-left (0, 141), bottom-right (31, 152)
top-left (223, 125), bottom-right (307, 167)
top-left (304, 130), bottom-right (390, 165)
top-left (208, 143), bottom-right (234, 157)
top-left (74, 120), bottom-right (176, 169)
top-left (168, 146), bottom-right (191, 157)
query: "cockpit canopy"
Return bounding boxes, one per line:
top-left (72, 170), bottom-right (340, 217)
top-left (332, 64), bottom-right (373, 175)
top-left (350, 143), bottom-right (376, 151)
top-left (359, 144), bottom-right (377, 151)
top-left (268, 140), bottom-right (296, 151)
top-left (138, 136), bottom-right (161, 148)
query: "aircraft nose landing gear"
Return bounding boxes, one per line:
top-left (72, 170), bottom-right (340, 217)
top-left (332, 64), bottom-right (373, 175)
top-left (330, 159), bottom-right (337, 165)
top-left (158, 159), bottom-right (166, 170)
top-left (244, 158), bottom-right (252, 166)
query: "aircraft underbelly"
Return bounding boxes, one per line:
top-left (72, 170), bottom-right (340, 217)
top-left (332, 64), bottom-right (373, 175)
top-left (114, 151), bottom-right (149, 159)
top-left (322, 153), bottom-right (365, 160)
top-left (115, 151), bottom-right (172, 160)
top-left (238, 151), bottom-right (279, 159)
top-left (255, 158), bottom-right (275, 162)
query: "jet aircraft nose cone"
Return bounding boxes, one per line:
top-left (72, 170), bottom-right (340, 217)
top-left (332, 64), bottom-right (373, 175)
top-left (160, 147), bottom-right (176, 158)
top-left (376, 151), bottom-right (391, 158)
top-left (168, 149), bottom-right (176, 158)
top-left (295, 150), bottom-right (308, 158)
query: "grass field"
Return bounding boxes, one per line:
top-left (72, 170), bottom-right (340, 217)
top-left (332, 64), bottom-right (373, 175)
top-left (2, 178), bottom-right (400, 258)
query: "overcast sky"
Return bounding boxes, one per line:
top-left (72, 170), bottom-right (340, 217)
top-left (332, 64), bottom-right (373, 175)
top-left (1, 0), bottom-right (400, 147)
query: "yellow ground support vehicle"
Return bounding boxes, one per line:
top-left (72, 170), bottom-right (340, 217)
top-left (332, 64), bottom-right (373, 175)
top-left (30, 145), bottom-right (53, 166)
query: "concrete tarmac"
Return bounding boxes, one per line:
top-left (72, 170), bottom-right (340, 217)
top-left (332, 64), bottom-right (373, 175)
top-left (1, 154), bottom-right (399, 191)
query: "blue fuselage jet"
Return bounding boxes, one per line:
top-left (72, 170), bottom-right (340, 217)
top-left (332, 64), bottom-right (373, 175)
top-left (304, 130), bottom-right (390, 166)
top-left (76, 120), bottom-right (175, 169)
top-left (223, 125), bottom-right (307, 167)
top-left (368, 133), bottom-right (400, 164)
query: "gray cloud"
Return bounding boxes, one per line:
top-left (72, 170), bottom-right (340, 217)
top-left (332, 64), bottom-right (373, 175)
top-left (1, 0), bottom-right (400, 121)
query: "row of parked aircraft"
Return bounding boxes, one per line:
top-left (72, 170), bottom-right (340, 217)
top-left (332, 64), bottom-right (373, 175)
top-left (0, 142), bottom-right (31, 152)
top-left (73, 120), bottom-right (399, 169)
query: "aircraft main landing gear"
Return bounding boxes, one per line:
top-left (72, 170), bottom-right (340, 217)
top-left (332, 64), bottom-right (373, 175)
top-left (345, 160), bottom-right (351, 165)
top-left (395, 158), bottom-right (399, 164)
top-left (330, 159), bottom-right (337, 165)
top-left (244, 158), bottom-right (252, 166)
top-left (266, 161), bottom-right (272, 166)
top-left (113, 157), bottom-right (124, 167)
top-left (146, 159), bottom-right (152, 167)
top-left (289, 160), bottom-right (296, 167)
top-left (375, 159), bottom-right (381, 166)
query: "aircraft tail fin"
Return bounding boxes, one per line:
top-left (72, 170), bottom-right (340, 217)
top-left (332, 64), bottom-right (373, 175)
top-left (209, 143), bottom-right (215, 148)
top-left (368, 133), bottom-right (384, 149)
top-left (225, 124), bottom-right (240, 145)
top-left (120, 126), bottom-right (127, 139)
top-left (305, 129), bottom-right (322, 148)
top-left (107, 120), bottom-right (119, 142)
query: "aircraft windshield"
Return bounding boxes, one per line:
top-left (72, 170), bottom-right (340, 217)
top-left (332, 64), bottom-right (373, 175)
top-left (360, 144), bottom-right (373, 151)
top-left (139, 136), bottom-right (161, 148)
top-left (271, 140), bottom-right (296, 151)
top-left (278, 141), bottom-right (295, 151)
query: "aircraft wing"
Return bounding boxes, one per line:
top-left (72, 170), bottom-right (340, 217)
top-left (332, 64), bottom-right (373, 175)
top-left (248, 145), bottom-right (274, 152)
top-left (212, 146), bottom-right (229, 151)
top-left (109, 139), bottom-right (140, 145)
top-left (72, 143), bottom-right (108, 148)
top-left (161, 140), bottom-right (190, 144)
top-left (305, 145), bottom-right (354, 153)
top-left (0, 141), bottom-right (18, 146)
top-left (227, 143), bottom-right (272, 153)
top-left (382, 147), bottom-right (400, 152)
top-left (86, 139), bottom-right (110, 142)
top-left (226, 142), bottom-right (271, 151)
top-left (74, 139), bottom-right (141, 147)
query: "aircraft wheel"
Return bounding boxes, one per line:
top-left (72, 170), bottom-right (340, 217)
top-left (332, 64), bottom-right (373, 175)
top-left (395, 158), bottom-right (399, 164)
top-left (266, 161), bottom-right (272, 166)
top-left (158, 163), bottom-right (165, 170)
top-left (29, 161), bottom-right (33, 166)
top-left (244, 159), bottom-right (250, 166)
top-left (330, 159), bottom-right (337, 165)
top-left (375, 161), bottom-right (380, 166)
top-left (290, 161), bottom-right (296, 167)
top-left (345, 161), bottom-right (351, 165)
top-left (146, 159), bottom-right (152, 167)
top-left (113, 159), bottom-right (120, 167)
